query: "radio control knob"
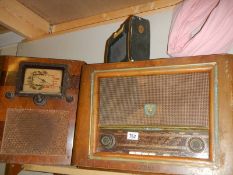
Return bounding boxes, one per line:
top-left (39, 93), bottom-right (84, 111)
top-left (100, 134), bottom-right (116, 149)
top-left (33, 94), bottom-right (47, 106)
top-left (5, 92), bottom-right (15, 99)
top-left (188, 137), bottom-right (205, 153)
top-left (66, 95), bottom-right (74, 103)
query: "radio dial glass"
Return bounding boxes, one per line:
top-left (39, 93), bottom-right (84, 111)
top-left (22, 68), bottom-right (63, 95)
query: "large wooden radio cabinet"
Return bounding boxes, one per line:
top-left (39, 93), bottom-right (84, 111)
top-left (73, 55), bottom-right (232, 175)
top-left (0, 56), bottom-right (85, 165)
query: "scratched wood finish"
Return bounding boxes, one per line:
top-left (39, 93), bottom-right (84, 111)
top-left (0, 56), bottom-right (85, 165)
top-left (73, 54), bottom-right (233, 175)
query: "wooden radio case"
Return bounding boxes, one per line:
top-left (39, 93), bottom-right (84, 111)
top-left (73, 54), bottom-right (233, 175)
top-left (0, 56), bottom-right (85, 165)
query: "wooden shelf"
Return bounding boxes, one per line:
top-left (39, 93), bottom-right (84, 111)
top-left (0, 25), bottom-right (10, 34)
top-left (0, 0), bottom-right (183, 40)
top-left (23, 165), bottom-right (135, 175)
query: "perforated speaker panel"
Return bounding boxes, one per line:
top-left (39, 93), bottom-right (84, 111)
top-left (99, 72), bottom-right (209, 127)
top-left (1, 109), bottom-right (69, 156)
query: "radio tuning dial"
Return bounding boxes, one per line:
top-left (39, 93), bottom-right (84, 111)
top-left (100, 134), bottom-right (116, 149)
top-left (188, 137), bottom-right (205, 153)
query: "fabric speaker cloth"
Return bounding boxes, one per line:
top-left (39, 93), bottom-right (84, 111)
top-left (167, 0), bottom-right (233, 57)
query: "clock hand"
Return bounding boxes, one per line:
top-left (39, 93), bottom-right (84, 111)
top-left (37, 77), bottom-right (48, 83)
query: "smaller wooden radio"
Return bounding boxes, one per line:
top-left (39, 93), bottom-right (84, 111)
top-left (0, 56), bottom-right (85, 165)
top-left (73, 55), bottom-right (233, 175)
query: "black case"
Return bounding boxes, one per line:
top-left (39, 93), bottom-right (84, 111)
top-left (104, 16), bottom-right (150, 63)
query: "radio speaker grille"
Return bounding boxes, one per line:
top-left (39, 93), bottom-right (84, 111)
top-left (99, 72), bottom-right (209, 127)
top-left (1, 109), bottom-right (69, 156)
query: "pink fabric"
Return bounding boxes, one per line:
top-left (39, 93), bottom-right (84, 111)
top-left (167, 0), bottom-right (233, 57)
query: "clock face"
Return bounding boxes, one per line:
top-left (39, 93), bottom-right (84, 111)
top-left (22, 68), bottom-right (63, 94)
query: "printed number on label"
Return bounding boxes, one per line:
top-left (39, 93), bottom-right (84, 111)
top-left (127, 132), bottom-right (139, 140)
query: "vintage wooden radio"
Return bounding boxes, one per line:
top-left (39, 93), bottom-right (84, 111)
top-left (73, 55), bottom-right (233, 175)
top-left (0, 56), bottom-right (85, 165)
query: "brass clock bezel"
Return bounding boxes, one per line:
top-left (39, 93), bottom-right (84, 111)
top-left (16, 62), bottom-right (68, 97)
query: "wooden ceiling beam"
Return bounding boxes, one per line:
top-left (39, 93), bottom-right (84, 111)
top-left (0, 0), bottom-right (50, 39)
top-left (0, 25), bottom-right (10, 34)
top-left (52, 0), bottom-right (183, 35)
